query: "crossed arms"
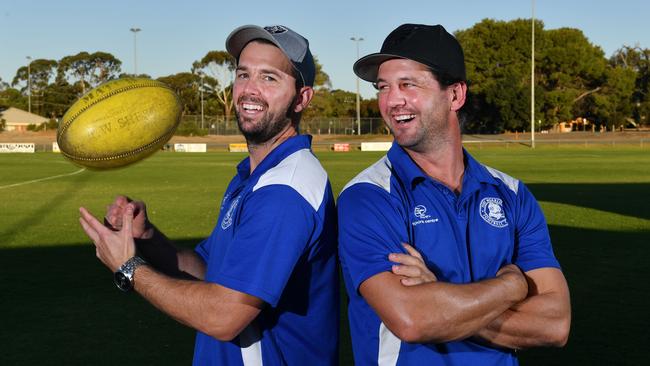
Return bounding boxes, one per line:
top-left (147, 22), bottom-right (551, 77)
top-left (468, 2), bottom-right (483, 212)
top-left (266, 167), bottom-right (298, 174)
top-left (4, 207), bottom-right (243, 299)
top-left (360, 243), bottom-right (571, 349)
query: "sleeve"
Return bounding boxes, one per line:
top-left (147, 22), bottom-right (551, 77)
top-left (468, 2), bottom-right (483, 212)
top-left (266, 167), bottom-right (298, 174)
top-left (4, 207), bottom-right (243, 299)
top-left (513, 182), bottom-right (561, 272)
top-left (211, 186), bottom-right (316, 307)
top-left (194, 238), bottom-right (209, 262)
top-left (338, 183), bottom-right (409, 292)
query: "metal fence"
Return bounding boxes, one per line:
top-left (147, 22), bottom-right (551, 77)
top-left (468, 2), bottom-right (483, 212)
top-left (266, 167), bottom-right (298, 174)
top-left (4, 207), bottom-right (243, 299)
top-left (180, 115), bottom-right (388, 135)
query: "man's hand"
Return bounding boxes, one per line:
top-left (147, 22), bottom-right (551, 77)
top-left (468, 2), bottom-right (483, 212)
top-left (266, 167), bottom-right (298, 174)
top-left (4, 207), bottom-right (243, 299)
top-left (80, 205), bottom-right (136, 272)
top-left (390, 243), bottom-right (437, 286)
top-left (104, 195), bottom-right (153, 239)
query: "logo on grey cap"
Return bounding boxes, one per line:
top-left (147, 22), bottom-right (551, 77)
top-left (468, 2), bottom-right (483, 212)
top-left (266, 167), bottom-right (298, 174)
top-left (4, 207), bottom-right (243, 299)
top-left (264, 25), bottom-right (287, 34)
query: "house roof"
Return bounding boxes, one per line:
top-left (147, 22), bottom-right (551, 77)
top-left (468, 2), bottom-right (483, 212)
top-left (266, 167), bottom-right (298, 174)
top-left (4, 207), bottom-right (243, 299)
top-left (0, 107), bottom-right (49, 125)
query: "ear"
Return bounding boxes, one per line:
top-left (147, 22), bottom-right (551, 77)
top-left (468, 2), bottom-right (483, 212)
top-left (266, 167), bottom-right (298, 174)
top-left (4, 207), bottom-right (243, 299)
top-left (293, 86), bottom-right (314, 113)
top-left (449, 82), bottom-right (467, 112)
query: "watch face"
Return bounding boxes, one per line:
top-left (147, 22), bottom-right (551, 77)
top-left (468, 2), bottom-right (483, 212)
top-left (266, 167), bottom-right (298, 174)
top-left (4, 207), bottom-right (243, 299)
top-left (114, 272), bottom-right (132, 292)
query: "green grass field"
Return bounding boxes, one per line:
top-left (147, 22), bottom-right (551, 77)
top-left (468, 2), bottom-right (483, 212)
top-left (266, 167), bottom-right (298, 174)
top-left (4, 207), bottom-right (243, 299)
top-left (1, 145), bottom-right (648, 365)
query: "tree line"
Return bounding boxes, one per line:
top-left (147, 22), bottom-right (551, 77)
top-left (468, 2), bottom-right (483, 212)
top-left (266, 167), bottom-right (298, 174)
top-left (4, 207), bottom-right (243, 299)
top-left (1, 18), bottom-right (648, 133)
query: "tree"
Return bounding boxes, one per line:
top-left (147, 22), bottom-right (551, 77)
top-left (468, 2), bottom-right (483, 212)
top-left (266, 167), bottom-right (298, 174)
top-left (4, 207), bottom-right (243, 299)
top-left (456, 19), bottom-right (534, 132)
top-left (537, 27), bottom-right (608, 127)
top-left (303, 89), bottom-right (357, 120)
top-left (12, 59), bottom-right (58, 93)
top-left (157, 72), bottom-right (201, 114)
top-left (12, 59), bottom-right (58, 115)
top-left (313, 55), bottom-right (332, 90)
top-left (0, 88), bottom-right (27, 110)
top-left (57, 52), bottom-right (122, 94)
top-left (587, 65), bottom-right (636, 129)
top-left (456, 19), bottom-right (621, 133)
top-left (611, 46), bottom-right (650, 126)
top-left (41, 81), bottom-right (83, 119)
top-left (192, 51), bottom-right (236, 121)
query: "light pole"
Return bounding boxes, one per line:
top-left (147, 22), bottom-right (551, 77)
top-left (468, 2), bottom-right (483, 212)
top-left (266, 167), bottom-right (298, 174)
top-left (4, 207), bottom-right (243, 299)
top-left (26, 56), bottom-right (32, 113)
top-left (350, 37), bottom-right (364, 135)
top-left (531, 0), bottom-right (536, 148)
top-left (199, 73), bottom-right (205, 129)
top-left (130, 27), bottom-right (141, 75)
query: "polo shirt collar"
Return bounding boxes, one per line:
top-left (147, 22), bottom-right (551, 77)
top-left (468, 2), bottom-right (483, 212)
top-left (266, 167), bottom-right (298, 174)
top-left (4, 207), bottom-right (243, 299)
top-left (387, 142), bottom-right (427, 186)
top-left (463, 150), bottom-right (502, 187)
top-left (387, 142), bottom-right (500, 191)
top-left (236, 134), bottom-right (313, 181)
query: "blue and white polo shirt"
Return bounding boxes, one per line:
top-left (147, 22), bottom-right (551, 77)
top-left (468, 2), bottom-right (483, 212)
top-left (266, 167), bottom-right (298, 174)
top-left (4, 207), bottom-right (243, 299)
top-left (338, 143), bottom-right (560, 366)
top-left (193, 135), bottom-right (339, 366)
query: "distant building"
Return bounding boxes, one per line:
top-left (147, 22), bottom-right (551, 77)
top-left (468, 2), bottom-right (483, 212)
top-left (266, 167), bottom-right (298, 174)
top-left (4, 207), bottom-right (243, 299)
top-left (552, 117), bottom-right (591, 133)
top-left (0, 107), bottom-right (49, 132)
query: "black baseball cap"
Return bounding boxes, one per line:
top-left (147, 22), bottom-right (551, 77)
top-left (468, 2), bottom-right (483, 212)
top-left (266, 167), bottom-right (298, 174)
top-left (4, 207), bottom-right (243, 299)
top-left (353, 24), bottom-right (466, 83)
top-left (226, 24), bottom-right (316, 87)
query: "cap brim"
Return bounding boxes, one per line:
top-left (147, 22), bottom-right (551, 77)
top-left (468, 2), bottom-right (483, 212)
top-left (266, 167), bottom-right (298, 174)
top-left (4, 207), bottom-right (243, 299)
top-left (353, 53), bottom-right (406, 82)
top-left (226, 25), bottom-right (282, 59)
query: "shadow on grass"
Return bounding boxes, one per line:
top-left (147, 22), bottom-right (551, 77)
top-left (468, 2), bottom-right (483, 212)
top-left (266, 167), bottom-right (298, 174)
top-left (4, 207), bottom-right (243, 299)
top-left (518, 225), bottom-right (649, 366)
top-left (1, 202), bottom-right (648, 365)
top-left (528, 183), bottom-right (650, 220)
top-left (0, 238), bottom-right (199, 365)
top-left (0, 237), bottom-right (355, 365)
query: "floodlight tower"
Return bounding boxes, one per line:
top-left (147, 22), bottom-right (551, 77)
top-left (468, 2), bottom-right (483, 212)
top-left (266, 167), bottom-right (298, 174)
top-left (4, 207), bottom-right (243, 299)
top-left (130, 27), bottom-right (142, 75)
top-left (350, 37), bottom-right (364, 135)
top-left (531, 0), bottom-right (536, 148)
top-left (26, 56), bottom-right (32, 113)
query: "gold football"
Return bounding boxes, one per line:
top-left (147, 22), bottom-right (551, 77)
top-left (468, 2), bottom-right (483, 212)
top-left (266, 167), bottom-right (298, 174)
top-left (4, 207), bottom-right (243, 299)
top-left (57, 78), bottom-right (182, 169)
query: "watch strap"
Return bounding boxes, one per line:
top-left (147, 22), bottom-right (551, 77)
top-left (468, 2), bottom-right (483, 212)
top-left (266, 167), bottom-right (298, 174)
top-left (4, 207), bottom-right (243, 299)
top-left (114, 256), bottom-right (147, 292)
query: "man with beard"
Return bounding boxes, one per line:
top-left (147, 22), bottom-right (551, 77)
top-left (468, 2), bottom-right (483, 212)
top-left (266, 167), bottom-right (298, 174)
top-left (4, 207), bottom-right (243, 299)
top-left (338, 24), bottom-right (570, 365)
top-left (79, 25), bottom-right (339, 366)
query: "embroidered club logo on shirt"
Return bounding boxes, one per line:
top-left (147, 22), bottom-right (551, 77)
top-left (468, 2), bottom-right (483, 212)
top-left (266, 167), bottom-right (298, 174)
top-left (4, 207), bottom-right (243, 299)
top-left (220, 192), bottom-right (230, 211)
top-left (480, 197), bottom-right (508, 228)
top-left (412, 204), bottom-right (439, 226)
top-left (221, 195), bottom-right (240, 230)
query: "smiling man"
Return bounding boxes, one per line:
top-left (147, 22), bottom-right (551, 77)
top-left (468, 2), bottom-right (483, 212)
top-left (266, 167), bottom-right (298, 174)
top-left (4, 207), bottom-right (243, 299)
top-left (337, 24), bottom-right (571, 365)
top-left (79, 25), bottom-right (339, 365)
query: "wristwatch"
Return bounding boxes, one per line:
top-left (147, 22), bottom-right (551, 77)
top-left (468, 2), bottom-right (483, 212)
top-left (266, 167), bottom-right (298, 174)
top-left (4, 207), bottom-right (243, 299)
top-left (114, 256), bottom-right (147, 292)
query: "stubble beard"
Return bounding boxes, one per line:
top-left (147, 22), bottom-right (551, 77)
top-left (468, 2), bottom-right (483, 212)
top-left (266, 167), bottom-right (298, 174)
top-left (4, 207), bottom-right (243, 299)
top-left (236, 95), bottom-right (295, 145)
top-left (388, 107), bottom-right (451, 154)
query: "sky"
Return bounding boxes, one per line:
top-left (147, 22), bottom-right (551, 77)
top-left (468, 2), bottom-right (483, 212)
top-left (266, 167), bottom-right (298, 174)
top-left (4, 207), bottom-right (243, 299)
top-left (1, 0), bottom-right (649, 99)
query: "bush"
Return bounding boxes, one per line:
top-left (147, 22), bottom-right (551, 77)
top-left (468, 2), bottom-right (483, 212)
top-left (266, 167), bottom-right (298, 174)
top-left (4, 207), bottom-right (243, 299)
top-left (25, 119), bottom-right (58, 132)
top-left (175, 120), bottom-right (208, 136)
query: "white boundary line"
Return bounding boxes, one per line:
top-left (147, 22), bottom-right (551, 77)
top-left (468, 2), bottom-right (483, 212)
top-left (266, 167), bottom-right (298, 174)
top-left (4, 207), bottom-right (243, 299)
top-left (0, 168), bottom-right (86, 190)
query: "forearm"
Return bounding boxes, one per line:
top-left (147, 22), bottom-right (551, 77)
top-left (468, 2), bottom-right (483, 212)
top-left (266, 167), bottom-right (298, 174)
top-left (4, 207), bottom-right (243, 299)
top-left (363, 270), bottom-right (527, 344)
top-left (135, 227), bottom-right (205, 280)
top-left (475, 290), bottom-right (571, 349)
top-left (133, 265), bottom-right (261, 341)
top-left (406, 277), bottom-right (525, 342)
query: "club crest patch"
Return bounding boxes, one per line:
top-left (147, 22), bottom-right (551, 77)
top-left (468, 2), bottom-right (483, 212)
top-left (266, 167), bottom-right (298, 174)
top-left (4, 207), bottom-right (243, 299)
top-left (221, 196), bottom-right (240, 230)
top-left (480, 197), bottom-right (508, 228)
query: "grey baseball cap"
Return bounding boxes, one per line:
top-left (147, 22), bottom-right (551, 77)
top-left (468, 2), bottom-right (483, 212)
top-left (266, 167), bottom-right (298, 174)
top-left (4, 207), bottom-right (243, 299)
top-left (226, 24), bottom-right (316, 87)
